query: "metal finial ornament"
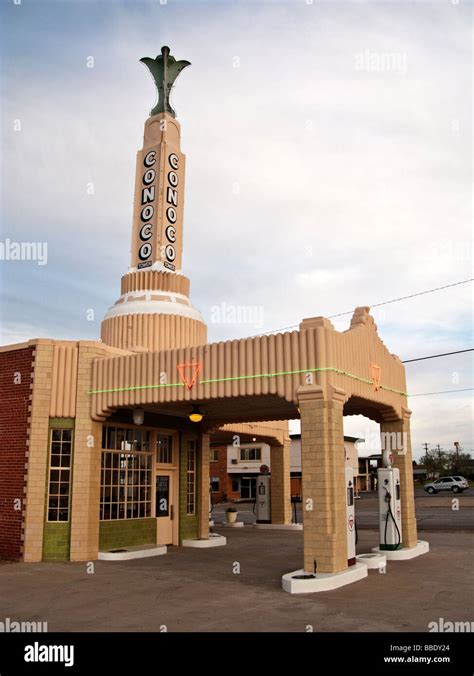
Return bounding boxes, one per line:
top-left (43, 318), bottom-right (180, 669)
top-left (140, 46), bottom-right (191, 118)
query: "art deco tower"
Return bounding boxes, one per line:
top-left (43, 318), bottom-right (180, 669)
top-left (101, 47), bottom-right (207, 351)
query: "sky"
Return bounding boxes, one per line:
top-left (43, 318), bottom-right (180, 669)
top-left (0, 0), bottom-right (472, 458)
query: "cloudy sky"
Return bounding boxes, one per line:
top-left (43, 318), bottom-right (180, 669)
top-left (0, 0), bottom-right (472, 458)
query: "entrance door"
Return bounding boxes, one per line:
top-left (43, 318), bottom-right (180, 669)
top-left (156, 472), bottom-right (174, 545)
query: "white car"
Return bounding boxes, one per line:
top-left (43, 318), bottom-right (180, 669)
top-left (424, 476), bottom-right (469, 494)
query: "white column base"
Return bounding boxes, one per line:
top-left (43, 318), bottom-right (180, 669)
top-left (254, 523), bottom-right (303, 531)
top-left (282, 563), bottom-right (368, 594)
top-left (217, 521), bottom-right (245, 528)
top-left (98, 545), bottom-right (167, 561)
top-left (371, 540), bottom-right (429, 560)
top-left (182, 534), bottom-right (227, 547)
top-left (356, 552), bottom-right (387, 570)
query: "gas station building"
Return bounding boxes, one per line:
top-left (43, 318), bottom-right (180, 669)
top-left (0, 47), bottom-right (428, 591)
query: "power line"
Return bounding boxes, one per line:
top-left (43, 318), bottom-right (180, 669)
top-left (402, 348), bottom-right (473, 364)
top-left (409, 388), bottom-right (473, 397)
top-left (328, 278), bottom-right (473, 319)
top-left (247, 278), bottom-right (473, 338)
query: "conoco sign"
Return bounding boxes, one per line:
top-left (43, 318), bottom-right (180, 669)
top-left (134, 143), bottom-right (183, 272)
top-left (137, 149), bottom-right (158, 269)
top-left (163, 152), bottom-right (180, 271)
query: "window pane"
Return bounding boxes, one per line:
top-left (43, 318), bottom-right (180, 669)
top-left (60, 469), bottom-right (70, 483)
top-left (117, 429), bottom-right (125, 451)
top-left (61, 454), bottom-right (71, 468)
top-left (62, 429), bottom-right (72, 442)
top-left (108, 428), bottom-right (116, 450)
top-left (49, 482), bottom-right (60, 495)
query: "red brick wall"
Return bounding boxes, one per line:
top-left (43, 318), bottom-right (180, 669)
top-left (0, 347), bottom-right (33, 560)
top-left (209, 445), bottom-right (228, 502)
top-left (209, 444), bottom-right (241, 502)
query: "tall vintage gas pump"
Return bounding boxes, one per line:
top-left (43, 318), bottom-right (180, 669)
top-left (377, 451), bottom-right (402, 550)
top-left (345, 466), bottom-right (356, 566)
top-left (256, 465), bottom-right (271, 524)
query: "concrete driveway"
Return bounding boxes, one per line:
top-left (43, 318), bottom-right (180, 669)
top-left (0, 528), bottom-right (471, 632)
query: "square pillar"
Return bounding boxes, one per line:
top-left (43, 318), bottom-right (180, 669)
top-left (381, 408), bottom-right (418, 548)
top-left (198, 432), bottom-right (210, 539)
top-left (270, 442), bottom-right (292, 525)
top-left (298, 385), bottom-right (347, 574)
top-left (70, 345), bottom-right (104, 561)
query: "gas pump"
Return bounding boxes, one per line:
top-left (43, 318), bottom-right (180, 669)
top-left (256, 465), bottom-right (271, 523)
top-left (377, 452), bottom-right (402, 550)
top-left (345, 467), bottom-right (356, 566)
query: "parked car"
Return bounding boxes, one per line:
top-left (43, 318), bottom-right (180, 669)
top-left (424, 476), bottom-right (469, 494)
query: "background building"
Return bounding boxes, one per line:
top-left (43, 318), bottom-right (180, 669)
top-left (210, 434), bottom-right (372, 503)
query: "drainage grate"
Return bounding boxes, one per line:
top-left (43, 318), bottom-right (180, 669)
top-left (292, 573), bottom-right (316, 580)
top-left (108, 549), bottom-right (128, 553)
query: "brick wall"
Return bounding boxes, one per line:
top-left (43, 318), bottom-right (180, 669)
top-left (0, 347), bottom-right (34, 560)
top-left (99, 518), bottom-right (156, 551)
top-left (209, 444), bottom-right (228, 502)
top-left (209, 444), bottom-right (241, 502)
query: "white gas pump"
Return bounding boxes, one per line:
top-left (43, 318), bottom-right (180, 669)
top-left (345, 467), bottom-right (356, 566)
top-left (377, 454), bottom-right (402, 550)
top-left (256, 474), bottom-right (271, 524)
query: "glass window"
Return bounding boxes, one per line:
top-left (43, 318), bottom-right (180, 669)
top-left (157, 434), bottom-right (173, 464)
top-left (187, 440), bottom-right (197, 515)
top-left (47, 428), bottom-right (74, 522)
top-left (100, 426), bottom-right (153, 520)
top-left (210, 449), bottom-right (219, 462)
top-left (240, 447), bottom-right (261, 462)
top-left (211, 476), bottom-right (220, 492)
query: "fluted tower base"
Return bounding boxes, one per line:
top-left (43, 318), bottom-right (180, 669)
top-left (101, 270), bottom-right (207, 352)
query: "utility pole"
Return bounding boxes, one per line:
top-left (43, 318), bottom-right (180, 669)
top-left (454, 442), bottom-right (460, 472)
top-left (422, 443), bottom-right (431, 479)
